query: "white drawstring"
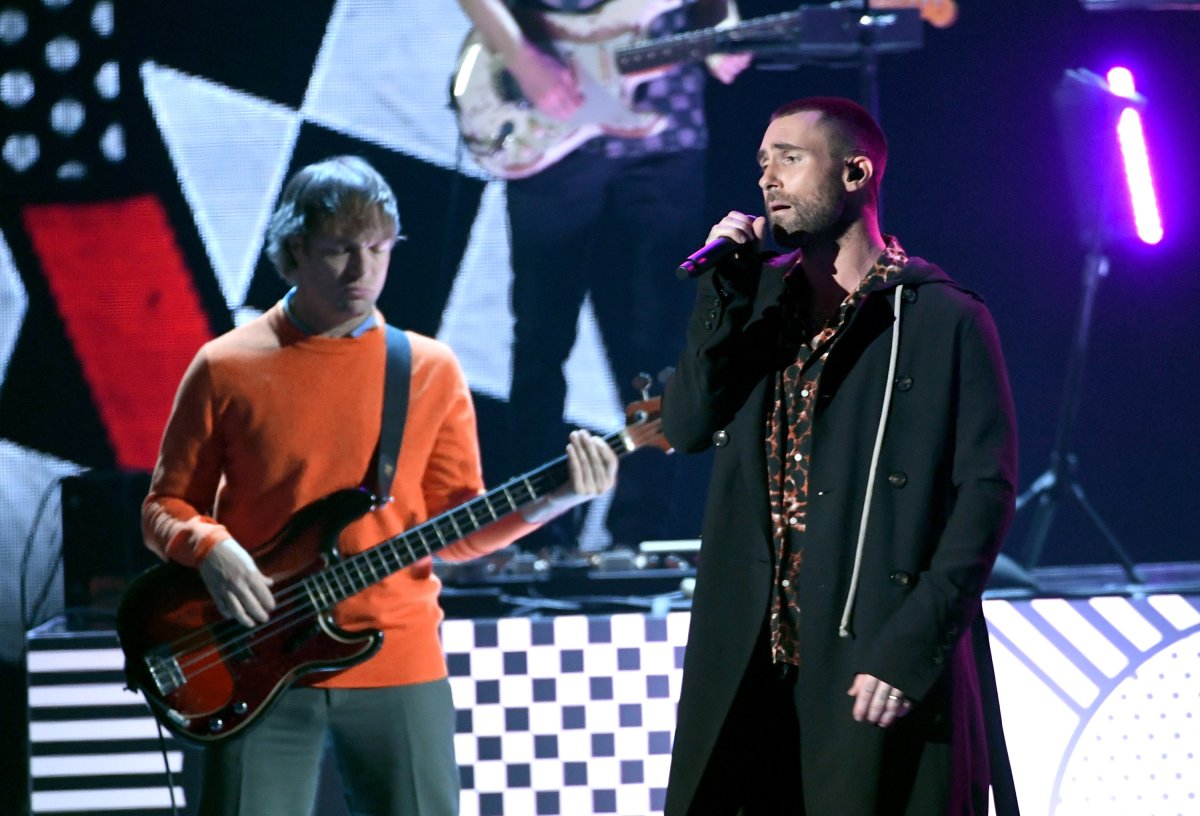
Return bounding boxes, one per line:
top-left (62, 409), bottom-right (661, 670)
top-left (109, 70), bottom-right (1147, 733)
top-left (839, 284), bottom-right (905, 639)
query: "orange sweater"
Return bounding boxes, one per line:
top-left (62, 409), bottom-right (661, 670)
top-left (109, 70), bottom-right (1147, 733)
top-left (142, 303), bottom-right (538, 687)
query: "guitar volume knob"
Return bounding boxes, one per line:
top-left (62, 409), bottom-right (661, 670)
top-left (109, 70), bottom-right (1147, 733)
top-left (208, 717), bottom-right (224, 733)
top-left (233, 701), bottom-right (248, 715)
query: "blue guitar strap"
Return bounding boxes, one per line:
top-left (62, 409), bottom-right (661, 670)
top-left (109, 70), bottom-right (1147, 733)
top-left (372, 325), bottom-right (411, 502)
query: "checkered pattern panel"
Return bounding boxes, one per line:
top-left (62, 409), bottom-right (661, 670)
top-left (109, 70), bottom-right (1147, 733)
top-left (25, 599), bottom-right (1200, 815)
top-left (444, 612), bottom-right (691, 816)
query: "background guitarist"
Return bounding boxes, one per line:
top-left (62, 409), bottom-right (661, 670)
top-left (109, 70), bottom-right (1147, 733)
top-left (140, 155), bottom-right (618, 815)
top-left (457, 0), bottom-right (751, 552)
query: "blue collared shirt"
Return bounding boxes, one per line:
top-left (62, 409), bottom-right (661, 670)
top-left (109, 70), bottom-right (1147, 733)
top-left (282, 287), bottom-right (377, 337)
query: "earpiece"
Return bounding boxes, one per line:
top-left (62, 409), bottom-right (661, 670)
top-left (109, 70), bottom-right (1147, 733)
top-left (846, 161), bottom-right (865, 182)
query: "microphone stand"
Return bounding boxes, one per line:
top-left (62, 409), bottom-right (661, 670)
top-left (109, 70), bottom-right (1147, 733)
top-left (1014, 247), bottom-right (1144, 587)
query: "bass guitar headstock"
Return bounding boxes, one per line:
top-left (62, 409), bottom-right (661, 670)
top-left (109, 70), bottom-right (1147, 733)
top-left (622, 369), bottom-right (673, 455)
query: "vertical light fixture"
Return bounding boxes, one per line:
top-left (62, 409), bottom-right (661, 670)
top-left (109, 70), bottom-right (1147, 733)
top-left (1015, 67), bottom-right (1166, 588)
top-left (1105, 66), bottom-right (1163, 245)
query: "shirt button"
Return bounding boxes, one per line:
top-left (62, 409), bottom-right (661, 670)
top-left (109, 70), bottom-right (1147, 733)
top-left (800, 388), bottom-right (810, 398)
top-left (887, 472), bottom-right (908, 488)
top-left (793, 453), bottom-right (802, 462)
top-left (712, 429), bottom-right (729, 447)
top-left (781, 579), bottom-right (791, 588)
top-left (788, 517), bottom-right (799, 526)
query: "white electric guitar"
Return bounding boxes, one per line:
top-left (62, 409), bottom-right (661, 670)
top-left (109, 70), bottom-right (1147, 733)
top-left (450, 0), bottom-right (957, 179)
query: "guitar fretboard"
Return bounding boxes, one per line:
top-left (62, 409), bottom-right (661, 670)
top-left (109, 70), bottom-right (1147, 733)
top-left (615, 9), bottom-right (805, 74)
top-left (298, 426), bottom-right (634, 610)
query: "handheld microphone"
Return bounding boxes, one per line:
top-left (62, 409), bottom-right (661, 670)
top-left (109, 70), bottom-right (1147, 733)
top-left (675, 236), bottom-right (739, 279)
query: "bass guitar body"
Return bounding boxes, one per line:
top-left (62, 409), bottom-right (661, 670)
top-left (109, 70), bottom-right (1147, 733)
top-left (117, 489), bottom-right (381, 745)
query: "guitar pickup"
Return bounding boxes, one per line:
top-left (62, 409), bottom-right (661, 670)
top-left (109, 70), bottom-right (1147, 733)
top-left (284, 620), bottom-right (323, 655)
top-left (146, 647), bottom-right (185, 695)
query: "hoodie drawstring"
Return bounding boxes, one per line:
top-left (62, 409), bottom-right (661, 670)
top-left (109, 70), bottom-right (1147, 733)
top-left (838, 284), bottom-right (905, 639)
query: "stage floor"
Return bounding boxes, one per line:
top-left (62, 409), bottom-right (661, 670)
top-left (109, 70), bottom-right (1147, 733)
top-left (25, 564), bottom-right (1200, 815)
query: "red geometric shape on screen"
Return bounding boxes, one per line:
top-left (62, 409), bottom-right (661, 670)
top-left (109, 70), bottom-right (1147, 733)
top-left (23, 195), bottom-right (213, 471)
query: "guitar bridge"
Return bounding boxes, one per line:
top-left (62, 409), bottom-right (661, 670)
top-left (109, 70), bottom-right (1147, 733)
top-left (146, 647), bottom-right (185, 695)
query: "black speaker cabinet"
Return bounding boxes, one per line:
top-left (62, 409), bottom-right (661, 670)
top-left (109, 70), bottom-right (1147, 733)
top-left (60, 470), bottom-right (156, 611)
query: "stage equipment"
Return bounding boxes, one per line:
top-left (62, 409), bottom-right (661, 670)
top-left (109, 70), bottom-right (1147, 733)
top-left (1106, 68), bottom-right (1163, 244)
top-left (1081, 0), bottom-right (1200, 10)
top-left (748, 1), bottom-right (928, 133)
top-left (1014, 67), bottom-right (1163, 586)
top-left (61, 469), bottom-right (156, 611)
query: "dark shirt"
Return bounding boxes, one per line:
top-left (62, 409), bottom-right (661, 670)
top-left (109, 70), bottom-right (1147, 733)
top-left (765, 237), bottom-right (908, 665)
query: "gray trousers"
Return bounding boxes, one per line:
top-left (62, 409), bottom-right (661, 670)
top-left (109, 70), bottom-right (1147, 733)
top-left (198, 679), bottom-right (460, 816)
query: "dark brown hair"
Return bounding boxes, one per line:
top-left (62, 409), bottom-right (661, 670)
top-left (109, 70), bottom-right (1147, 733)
top-left (770, 97), bottom-right (887, 198)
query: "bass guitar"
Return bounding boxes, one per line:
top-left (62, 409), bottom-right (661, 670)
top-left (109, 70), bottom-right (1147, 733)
top-left (450, 0), bottom-right (957, 179)
top-left (117, 397), bottom-right (669, 745)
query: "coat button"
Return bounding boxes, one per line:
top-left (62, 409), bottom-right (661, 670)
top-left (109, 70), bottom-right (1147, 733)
top-left (712, 429), bottom-right (729, 447)
top-left (710, 297), bottom-right (721, 307)
top-left (707, 309), bottom-right (718, 319)
top-left (887, 472), bottom-right (908, 488)
top-left (889, 570), bottom-right (914, 587)
top-left (901, 288), bottom-right (918, 303)
top-left (703, 321), bottom-right (714, 330)
top-left (894, 375), bottom-right (913, 391)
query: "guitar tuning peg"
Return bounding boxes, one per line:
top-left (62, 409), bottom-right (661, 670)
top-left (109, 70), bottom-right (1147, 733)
top-left (632, 371), bottom-right (653, 401)
top-left (656, 367), bottom-right (675, 385)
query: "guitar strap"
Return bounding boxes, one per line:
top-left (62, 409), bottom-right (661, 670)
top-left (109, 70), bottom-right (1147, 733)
top-left (369, 325), bottom-right (412, 502)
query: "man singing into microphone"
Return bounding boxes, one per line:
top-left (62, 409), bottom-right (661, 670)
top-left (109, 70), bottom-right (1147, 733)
top-left (660, 97), bottom-right (1020, 815)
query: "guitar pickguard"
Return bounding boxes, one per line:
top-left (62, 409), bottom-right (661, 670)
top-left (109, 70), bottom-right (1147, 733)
top-left (452, 0), bottom-right (686, 179)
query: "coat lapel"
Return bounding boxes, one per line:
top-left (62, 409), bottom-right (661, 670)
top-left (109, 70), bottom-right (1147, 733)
top-left (729, 264), bottom-right (790, 543)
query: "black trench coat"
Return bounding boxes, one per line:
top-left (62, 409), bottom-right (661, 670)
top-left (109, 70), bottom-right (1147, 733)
top-left (662, 253), bottom-right (1019, 816)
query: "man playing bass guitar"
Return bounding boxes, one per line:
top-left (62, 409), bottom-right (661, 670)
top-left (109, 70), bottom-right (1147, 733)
top-left (139, 156), bottom-right (618, 816)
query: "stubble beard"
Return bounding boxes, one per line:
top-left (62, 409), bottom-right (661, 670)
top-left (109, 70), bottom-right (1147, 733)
top-left (768, 174), bottom-right (849, 249)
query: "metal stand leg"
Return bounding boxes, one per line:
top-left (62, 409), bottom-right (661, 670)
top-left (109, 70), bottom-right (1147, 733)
top-left (1015, 252), bottom-right (1144, 586)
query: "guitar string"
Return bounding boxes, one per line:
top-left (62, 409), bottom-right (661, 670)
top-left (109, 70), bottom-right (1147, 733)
top-left (161, 482), bottom-right (538, 677)
top-left (159, 464), bottom-right (569, 680)
top-left (152, 421), bottom-right (658, 692)
top-left (155, 420), bottom-right (658, 675)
